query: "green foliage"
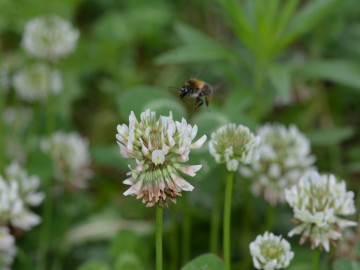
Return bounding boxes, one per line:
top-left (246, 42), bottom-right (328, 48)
top-left (1, 0), bottom-right (360, 269)
top-left (181, 254), bottom-right (224, 270)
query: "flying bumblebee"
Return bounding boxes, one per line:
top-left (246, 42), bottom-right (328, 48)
top-left (179, 78), bottom-right (213, 110)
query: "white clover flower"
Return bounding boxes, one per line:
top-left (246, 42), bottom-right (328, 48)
top-left (285, 171), bottom-right (357, 252)
top-left (3, 106), bottom-right (33, 133)
top-left (116, 109), bottom-right (207, 207)
top-left (41, 131), bottom-right (92, 189)
top-left (0, 175), bottom-right (41, 230)
top-left (5, 162), bottom-right (44, 207)
top-left (13, 63), bottom-right (62, 102)
top-left (22, 15), bottom-right (79, 61)
top-left (240, 124), bottom-right (315, 205)
top-left (209, 123), bottom-right (259, 171)
top-left (250, 231), bottom-right (294, 270)
top-left (0, 227), bottom-right (16, 269)
top-left (0, 53), bottom-right (22, 93)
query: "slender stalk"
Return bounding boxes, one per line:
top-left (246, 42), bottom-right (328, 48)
top-left (0, 87), bottom-right (5, 171)
top-left (182, 196), bottom-right (191, 264)
top-left (265, 204), bottom-right (275, 231)
top-left (37, 97), bottom-right (56, 270)
top-left (210, 187), bottom-right (221, 254)
top-left (223, 171), bottom-right (233, 270)
top-left (156, 205), bottom-right (163, 270)
top-left (37, 181), bottom-right (54, 270)
top-left (313, 248), bottom-right (320, 270)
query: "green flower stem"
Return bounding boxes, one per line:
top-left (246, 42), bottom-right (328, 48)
top-left (37, 181), bottom-right (54, 270)
top-left (313, 248), bottom-right (320, 270)
top-left (182, 197), bottom-right (191, 265)
top-left (210, 186), bottom-right (221, 254)
top-left (156, 205), bottom-right (163, 270)
top-left (265, 204), bottom-right (275, 231)
top-left (0, 89), bottom-right (4, 171)
top-left (37, 97), bottom-right (56, 270)
top-left (223, 170), bottom-right (233, 270)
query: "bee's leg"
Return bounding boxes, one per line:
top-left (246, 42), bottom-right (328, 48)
top-left (195, 96), bottom-right (204, 110)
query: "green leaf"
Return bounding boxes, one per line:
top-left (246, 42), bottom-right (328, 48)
top-left (155, 23), bottom-right (234, 65)
top-left (181, 254), bottom-right (224, 270)
top-left (332, 259), bottom-right (360, 270)
top-left (279, 0), bottom-right (342, 49)
top-left (76, 260), bottom-right (110, 270)
top-left (90, 144), bottom-right (128, 170)
top-left (113, 253), bottom-right (145, 270)
top-left (296, 60), bottom-right (360, 89)
top-left (155, 46), bottom-right (233, 65)
top-left (268, 64), bottom-right (292, 103)
top-left (306, 127), bottom-right (354, 146)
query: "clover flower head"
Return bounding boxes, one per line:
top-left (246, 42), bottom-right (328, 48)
top-left (22, 15), bottom-right (79, 61)
top-left (41, 131), bottom-right (92, 189)
top-left (3, 106), bottom-right (33, 134)
top-left (285, 170), bottom-right (357, 252)
top-left (250, 231), bottom-right (294, 270)
top-left (116, 109), bottom-right (207, 207)
top-left (240, 123), bottom-right (315, 205)
top-left (209, 123), bottom-right (259, 171)
top-left (13, 63), bottom-right (62, 102)
top-left (0, 227), bottom-right (16, 269)
top-left (0, 174), bottom-right (41, 231)
top-left (5, 162), bottom-right (44, 207)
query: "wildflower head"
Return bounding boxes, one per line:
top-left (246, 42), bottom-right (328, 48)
top-left (41, 132), bottom-right (92, 190)
top-left (116, 109), bottom-right (207, 207)
top-left (22, 15), bottom-right (79, 61)
top-left (0, 227), bottom-right (16, 269)
top-left (240, 124), bottom-right (315, 205)
top-left (209, 123), bottom-right (259, 171)
top-left (13, 63), bottom-right (62, 103)
top-left (250, 231), bottom-right (294, 270)
top-left (285, 171), bottom-right (357, 252)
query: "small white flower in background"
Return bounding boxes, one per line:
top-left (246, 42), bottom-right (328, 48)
top-left (13, 63), bottom-right (62, 102)
top-left (0, 53), bottom-right (23, 94)
top-left (285, 171), bottom-right (357, 252)
top-left (41, 131), bottom-right (92, 189)
top-left (5, 162), bottom-right (44, 207)
top-left (3, 106), bottom-right (33, 134)
top-left (22, 15), bottom-right (79, 61)
top-left (0, 175), bottom-right (41, 231)
top-left (250, 231), bottom-right (294, 270)
top-left (116, 109), bottom-right (207, 207)
top-left (240, 124), bottom-right (315, 205)
top-left (209, 123), bottom-right (259, 172)
top-left (0, 227), bottom-right (16, 269)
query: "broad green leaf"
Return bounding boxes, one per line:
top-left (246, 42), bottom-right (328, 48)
top-left (155, 46), bottom-right (233, 65)
top-left (90, 144), bottom-right (128, 170)
top-left (110, 230), bottom-right (150, 263)
top-left (175, 22), bottom-right (217, 46)
top-left (76, 260), bottom-right (109, 270)
top-left (218, 0), bottom-right (253, 49)
top-left (306, 127), bottom-right (354, 146)
top-left (279, 0), bottom-right (342, 49)
top-left (332, 259), bottom-right (360, 270)
top-left (268, 64), bottom-right (292, 103)
top-left (113, 253), bottom-right (145, 270)
top-left (181, 254), bottom-right (224, 270)
top-left (297, 60), bottom-right (360, 89)
top-left (274, 0), bottom-right (300, 40)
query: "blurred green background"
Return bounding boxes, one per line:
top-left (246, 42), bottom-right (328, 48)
top-left (1, 0), bottom-right (360, 269)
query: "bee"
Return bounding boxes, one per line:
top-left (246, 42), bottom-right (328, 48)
top-left (179, 78), bottom-right (213, 110)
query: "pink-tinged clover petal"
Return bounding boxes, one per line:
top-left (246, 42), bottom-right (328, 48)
top-left (191, 135), bottom-right (207, 149)
top-left (180, 165), bottom-right (202, 177)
